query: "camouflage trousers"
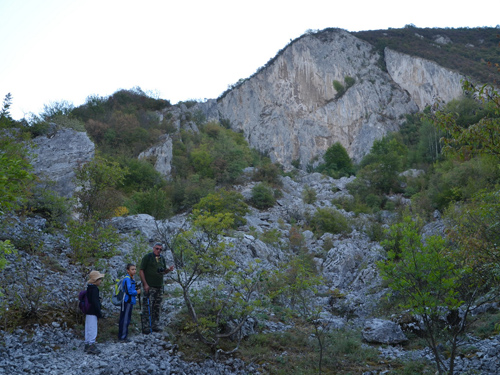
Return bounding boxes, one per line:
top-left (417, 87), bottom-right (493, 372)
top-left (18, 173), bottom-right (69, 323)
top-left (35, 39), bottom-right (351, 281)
top-left (141, 287), bottom-right (163, 333)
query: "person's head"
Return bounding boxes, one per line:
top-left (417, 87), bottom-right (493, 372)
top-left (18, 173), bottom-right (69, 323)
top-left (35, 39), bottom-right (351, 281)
top-left (88, 270), bottom-right (105, 286)
top-left (126, 263), bottom-right (137, 276)
top-left (153, 242), bottom-right (163, 256)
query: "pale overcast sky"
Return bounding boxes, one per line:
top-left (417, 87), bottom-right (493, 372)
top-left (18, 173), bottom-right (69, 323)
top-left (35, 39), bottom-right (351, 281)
top-left (1, 0), bottom-right (498, 120)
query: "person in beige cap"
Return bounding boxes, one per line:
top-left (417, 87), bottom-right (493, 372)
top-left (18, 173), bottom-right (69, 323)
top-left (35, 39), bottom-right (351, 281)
top-left (84, 270), bottom-right (105, 355)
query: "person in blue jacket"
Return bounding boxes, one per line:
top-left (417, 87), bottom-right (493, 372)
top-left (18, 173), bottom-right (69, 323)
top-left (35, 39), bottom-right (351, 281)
top-left (118, 263), bottom-right (141, 342)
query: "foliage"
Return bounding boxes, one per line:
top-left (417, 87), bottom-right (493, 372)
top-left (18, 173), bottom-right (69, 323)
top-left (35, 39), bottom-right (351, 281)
top-left (73, 155), bottom-right (127, 221)
top-left (67, 155), bottom-right (124, 270)
top-left (316, 142), bottom-right (354, 178)
top-left (0, 240), bottom-right (16, 280)
top-left (25, 183), bottom-right (72, 229)
top-left (193, 188), bottom-right (250, 228)
top-left (435, 82), bottom-right (500, 159)
top-left (0, 93), bottom-right (14, 128)
top-left (424, 155), bottom-right (500, 210)
top-left (444, 188), bottom-right (500, 266)
top-left (67, 219), bottom-right (120, 267)
top-left (301, 184), bottom-right (317, 204)
top-left (309, 207), bottom-right (351, 237)
top-left (118, 157), bottom-right (166, 194)
top-left (0, 132), bottom-right (34, 214)
top-left (160, 212), bottom-right (269, 354)
top-left (125, 188), bottom-right (172, 219)
top-left (378, 216), bottom-right (498, 375)
top-left (252, 160), bottom-right (282, 186)
top-left (250, 183), bottom-right (276, 209)
top-left (347, 134), bottom-right (407, 210)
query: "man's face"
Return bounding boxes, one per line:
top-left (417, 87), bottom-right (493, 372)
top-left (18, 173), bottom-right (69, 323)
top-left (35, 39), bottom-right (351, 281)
top-left (153, 245), bottom-right (162, 256)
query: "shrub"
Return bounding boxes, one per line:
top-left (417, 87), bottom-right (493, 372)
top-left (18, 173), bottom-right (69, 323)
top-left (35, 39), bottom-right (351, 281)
top-left (253, 160), bottom-right (282, 186)
top-left (316, 142), bottom-right (354, 178)
top-left (125, 188), bottom-right (172, 219)
top-left (302, 185), bottom-right (317, 204)
top-left (193, 188), bottom-right (249, 228)
top-left (251, 183), bottom-right (276, 209)
top-left (333, 80), bottom-right (345, 97)
top-left (309, 207), bottom-right (351, 236)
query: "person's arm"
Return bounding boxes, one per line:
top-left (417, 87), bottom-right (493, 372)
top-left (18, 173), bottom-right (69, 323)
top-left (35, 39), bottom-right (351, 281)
top-left (127, 278), bottom-right (137, 297)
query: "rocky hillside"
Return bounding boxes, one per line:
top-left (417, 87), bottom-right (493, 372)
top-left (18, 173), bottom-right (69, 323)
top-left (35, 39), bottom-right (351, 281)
top-left (2, 128), bottom-right (500, 374)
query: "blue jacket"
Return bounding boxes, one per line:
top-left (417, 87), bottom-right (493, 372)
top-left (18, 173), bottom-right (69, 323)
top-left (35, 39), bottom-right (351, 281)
top-left (122, 275), bottom-right (138, 305)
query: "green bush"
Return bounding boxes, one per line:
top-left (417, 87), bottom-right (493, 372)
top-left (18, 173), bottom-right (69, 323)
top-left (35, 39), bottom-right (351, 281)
top-left (333, 80), bottom-right (345, 97)
top-left (251, 183), bottom-right (276, 209)
top-left (125, 188), bottom-right (172, 219)
top-left (253, 160), bottom-right (282, 186)
top-left (302, 185), bottom-right (317, 204)
top-left (309, 207), bottom-right (351, 236)
top-left (193, 188), bottom-right (249, 228)
top-left (316, 142), bottom-right (354, 178)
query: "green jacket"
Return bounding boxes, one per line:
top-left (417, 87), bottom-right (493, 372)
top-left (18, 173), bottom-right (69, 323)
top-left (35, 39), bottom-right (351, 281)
top-left (140, 252), bottom-right (166, 288)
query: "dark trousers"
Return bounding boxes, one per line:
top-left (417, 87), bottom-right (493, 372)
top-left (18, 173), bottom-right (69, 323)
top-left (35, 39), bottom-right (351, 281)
top-left (118, 301), bottom-right (134, 340)
top-left (141, 287), bottom-right (162, 333)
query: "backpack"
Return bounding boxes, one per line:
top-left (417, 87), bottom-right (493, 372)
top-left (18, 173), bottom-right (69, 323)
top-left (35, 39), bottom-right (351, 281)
top-left (78, 290), bottom-right (91, 314)
top-left (111, 276), bottom-right (129, 306)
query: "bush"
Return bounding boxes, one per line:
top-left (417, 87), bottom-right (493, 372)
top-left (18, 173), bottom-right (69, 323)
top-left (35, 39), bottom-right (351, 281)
top-left (253, 160), bottom-right (282, 186)
top-left (193, 189), bottom-right (249, 228)
top-left (302, 185), bottom-right (317, 204)
top-left (125, 188), bottom-right (172, 220)
top-left (309, 207), bottom-right (351, 236)
top-left (316, 142), bottom-right (354, 178)
top-left (251, 183), bottom-right (276, 209)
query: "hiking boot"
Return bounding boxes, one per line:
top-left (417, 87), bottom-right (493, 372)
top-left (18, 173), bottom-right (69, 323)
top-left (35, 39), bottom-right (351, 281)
top-left (118, 338), bottom-right (131, 343)
top-left (84, 343), bottom-right (90, 352)
top-left (86, 343), bottom-right (100, 355)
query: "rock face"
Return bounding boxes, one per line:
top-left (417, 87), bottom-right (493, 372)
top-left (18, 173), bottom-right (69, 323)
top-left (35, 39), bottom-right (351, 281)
top-left (216, 29), bottom-right (418, 167)
top-left (385, 48), bottom-right (464, 111)
top-left (187, 29), bottom-right (466, 169)
top-left (30, 129), bottom-right (95, 197)
top-left (138, 135), bottom-right (173, 179)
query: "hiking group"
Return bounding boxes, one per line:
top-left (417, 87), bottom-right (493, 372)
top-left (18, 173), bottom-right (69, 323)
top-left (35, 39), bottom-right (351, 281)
top-left (81, 242), bottom-right (174, 354)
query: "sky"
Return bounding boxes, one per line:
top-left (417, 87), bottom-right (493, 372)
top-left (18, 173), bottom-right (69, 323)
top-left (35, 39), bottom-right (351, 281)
top-left (1, 0), bottom-right (498, 121)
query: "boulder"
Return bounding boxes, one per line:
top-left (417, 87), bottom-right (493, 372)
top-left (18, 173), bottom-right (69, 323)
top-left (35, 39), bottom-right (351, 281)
top-left (362, 318), bottom-right (408, 344)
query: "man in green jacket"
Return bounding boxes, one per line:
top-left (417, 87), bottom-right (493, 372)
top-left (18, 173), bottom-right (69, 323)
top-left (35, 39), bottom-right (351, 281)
top-left (139, 242), bottom-right (174, 334)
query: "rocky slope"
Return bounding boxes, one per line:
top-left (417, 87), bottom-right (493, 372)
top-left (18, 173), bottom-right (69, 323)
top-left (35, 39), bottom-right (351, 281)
top-left (2, 129), bottom-right (500, 374)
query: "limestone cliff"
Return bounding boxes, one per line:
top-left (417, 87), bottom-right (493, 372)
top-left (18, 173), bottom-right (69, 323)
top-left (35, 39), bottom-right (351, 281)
top-left (384, 48), bottom-right (464, 111)
top-left (195, 29), bottom-right (465, 168)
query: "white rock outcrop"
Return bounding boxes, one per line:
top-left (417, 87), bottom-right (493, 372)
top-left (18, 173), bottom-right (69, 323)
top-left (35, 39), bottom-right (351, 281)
top-left (216, 29), bottom-right (419, 167)
top-left (385, 48), bottom-right (464, 110)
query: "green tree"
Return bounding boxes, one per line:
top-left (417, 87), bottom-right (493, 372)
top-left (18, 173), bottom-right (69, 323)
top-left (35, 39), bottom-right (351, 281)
top-left (316, 142), bottom-right (354, 178)
top-left (68, 155), bottom-right (125, 269)
top-left (378, 216), bottom-right (497, 375)
top-left (160, 212), bottom-right (269, 354)
top-left (73, 155), bottom-right (127, 221)
top-left (0, 93), bottom-right (14, 128)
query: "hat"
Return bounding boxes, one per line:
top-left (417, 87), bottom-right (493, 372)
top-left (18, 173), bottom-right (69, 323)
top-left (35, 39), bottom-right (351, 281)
top-left (88, 270), bottom-right (105, 284)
